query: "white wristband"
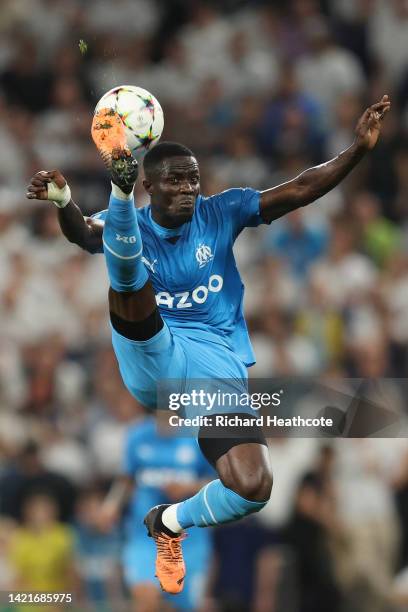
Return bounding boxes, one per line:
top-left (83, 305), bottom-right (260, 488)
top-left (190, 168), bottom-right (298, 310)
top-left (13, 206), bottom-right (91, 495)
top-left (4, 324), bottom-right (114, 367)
top-left (47, 181), bottom-right (71, 208)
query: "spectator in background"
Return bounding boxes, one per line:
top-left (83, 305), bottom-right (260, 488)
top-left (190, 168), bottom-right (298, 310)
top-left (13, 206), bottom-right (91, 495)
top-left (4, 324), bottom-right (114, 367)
top-left (310, 216), bottom-right (377, 310)
top-left (352, 190), bottom-right (401, 268)
top-left (211, 131), bottom-right (270, 190)
top-left (392, 146), bottom-right (408, 224)
top-left (251, 306), bottom-right (321, 377)
top-left (327, 93), bottom-right (363, 157)
top-left (8, 493), bottom-right (76, 607)
top-left (296, 276), bottom-right (344, 365)
top-left (150, 38), bottom-right (199, 106)
top-left (368, 0), bottom-right (408, 87)
top-left (0, 518), bottom-right (16, 592)
top-left (0, 35), bottom-right (53, 113)
top-left (211, 517), bottom-right (279, 612)
top-left (179, 2), bottom-right (234, 81)
top-left (295, 16), bottom-right (365, 120)
top-left (256, 64), bottom-right (327, 164)
top-left (74, 488), bottom-right (122, 610)
top-left (334, 438), bottom-right (402, 612)
top-left (380, 251), bottom-right (408, 376)
top-left (284, 474), bottom-right (342, 612)
top-left (264, 208), bottom-right (329, 280)
top-left (0, 441), bottom-right (77, 523)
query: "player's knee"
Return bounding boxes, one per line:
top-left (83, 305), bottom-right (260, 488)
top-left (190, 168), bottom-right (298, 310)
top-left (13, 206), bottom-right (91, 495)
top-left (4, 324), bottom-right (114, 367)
top-left (213, 438), bottom-right (273, 503)
top-left (232, 466), bottom-right (273, 502)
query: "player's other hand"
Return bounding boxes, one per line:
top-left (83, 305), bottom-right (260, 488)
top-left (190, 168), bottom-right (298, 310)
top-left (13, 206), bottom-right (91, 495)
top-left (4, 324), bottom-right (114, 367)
top-left (26, 169), bottom-right (67, 201)
top-left (354, 95), bottom-right (391, 151)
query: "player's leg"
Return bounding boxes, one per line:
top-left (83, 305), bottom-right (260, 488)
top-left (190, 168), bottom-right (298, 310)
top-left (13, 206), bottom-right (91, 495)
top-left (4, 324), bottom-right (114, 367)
top-left (157, 438), bottom-right (272, 531)
top-left (202, 437), bottom-right (273, 501)
top-left (160, 347), bottom-right (272, 527)
top-left (144, 343), bottom-right (272, 594)
top-left (92, 108), bottom-right (161, 338)
top-left (144, 438), bottom-right (272, 595)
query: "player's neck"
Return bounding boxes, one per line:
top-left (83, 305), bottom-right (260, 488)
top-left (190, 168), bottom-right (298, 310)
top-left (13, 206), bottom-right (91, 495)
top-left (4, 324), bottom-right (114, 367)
top-left (150, 210), bottom-right (185, 238)
top-left (151, 209), bottom-right (184, 230)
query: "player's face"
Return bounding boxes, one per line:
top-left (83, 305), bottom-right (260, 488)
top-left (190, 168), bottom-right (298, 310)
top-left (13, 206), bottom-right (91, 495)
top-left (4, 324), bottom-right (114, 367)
top-left (148, 156), bottom-right (200, 228)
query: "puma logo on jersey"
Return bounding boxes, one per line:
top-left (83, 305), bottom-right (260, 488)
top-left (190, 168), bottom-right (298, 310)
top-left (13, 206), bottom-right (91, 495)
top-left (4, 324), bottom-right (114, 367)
top-left (156, 274), bottom-right (223, 308)
top-left (195, 243), bottom-right (213, 268)
top-left (142, 256), bottom-right (158, 274)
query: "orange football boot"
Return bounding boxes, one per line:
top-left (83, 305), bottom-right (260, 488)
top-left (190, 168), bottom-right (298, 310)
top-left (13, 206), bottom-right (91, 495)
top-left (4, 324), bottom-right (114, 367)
top-left (91, 108), bottom-right (138, 192)
top-left (144, 504), bottom-right (187, 594)
top-left (91, 107), bottom-right (130, 167)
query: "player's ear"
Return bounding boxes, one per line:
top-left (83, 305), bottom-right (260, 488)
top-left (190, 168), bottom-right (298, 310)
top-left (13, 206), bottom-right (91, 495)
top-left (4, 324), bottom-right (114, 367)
top-left (142, 178), bottom-right (153, 195)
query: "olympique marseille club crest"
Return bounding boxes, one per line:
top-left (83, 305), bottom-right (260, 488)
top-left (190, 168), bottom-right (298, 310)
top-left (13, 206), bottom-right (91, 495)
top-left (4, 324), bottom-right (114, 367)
top-left (195, 243), bottom-right (213, 268)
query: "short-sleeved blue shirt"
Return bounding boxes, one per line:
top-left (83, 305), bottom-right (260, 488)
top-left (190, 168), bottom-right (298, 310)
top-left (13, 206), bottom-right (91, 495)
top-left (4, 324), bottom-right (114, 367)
top-left (93, 188), bottom-right (263, 366)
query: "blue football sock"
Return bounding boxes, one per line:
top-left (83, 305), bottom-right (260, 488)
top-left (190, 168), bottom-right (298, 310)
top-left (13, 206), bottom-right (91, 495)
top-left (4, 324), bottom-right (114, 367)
top-left (102, 189), bottom-right (148, 292)
top-left (176, 479), bottom-right (268, 528)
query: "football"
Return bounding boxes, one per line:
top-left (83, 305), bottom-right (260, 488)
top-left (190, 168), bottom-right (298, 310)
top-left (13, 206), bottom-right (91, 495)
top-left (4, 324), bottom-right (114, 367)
top-left (94, 85), bottom-right (164, 157)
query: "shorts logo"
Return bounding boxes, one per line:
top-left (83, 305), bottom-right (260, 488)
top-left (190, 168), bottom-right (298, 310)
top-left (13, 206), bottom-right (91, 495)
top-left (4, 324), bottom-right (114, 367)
top-left (195, 243), bottom-right (213, 268)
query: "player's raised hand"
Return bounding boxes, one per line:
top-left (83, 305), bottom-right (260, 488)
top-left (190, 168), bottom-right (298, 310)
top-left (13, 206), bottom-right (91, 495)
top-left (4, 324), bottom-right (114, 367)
top-left (26, 170), bottom-right (71, 208)
top-left (354, 95), bottom-right (391, 151)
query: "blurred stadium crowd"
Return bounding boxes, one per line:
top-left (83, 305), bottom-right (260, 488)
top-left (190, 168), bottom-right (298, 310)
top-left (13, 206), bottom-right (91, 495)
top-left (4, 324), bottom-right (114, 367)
top-left (0, 0), bottom-right (408, 610)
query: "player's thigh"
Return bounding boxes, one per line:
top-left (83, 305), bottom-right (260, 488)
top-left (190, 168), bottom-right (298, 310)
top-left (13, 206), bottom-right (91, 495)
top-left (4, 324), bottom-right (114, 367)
top-left (109, 282), bottom-right (157, 322)
top-left (111, 322), bottom-right (186, 407)
top-left (179, 337), bottom-right (250, 418)
top-left (183, 337), bottom-right (248, 381)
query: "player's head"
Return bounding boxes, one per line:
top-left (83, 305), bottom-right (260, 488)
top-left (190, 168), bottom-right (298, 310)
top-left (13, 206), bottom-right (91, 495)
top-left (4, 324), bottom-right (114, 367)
top-left (22, 492), bottom-right (58, 528)
top-left (142, 142), bottom-right (200, 228)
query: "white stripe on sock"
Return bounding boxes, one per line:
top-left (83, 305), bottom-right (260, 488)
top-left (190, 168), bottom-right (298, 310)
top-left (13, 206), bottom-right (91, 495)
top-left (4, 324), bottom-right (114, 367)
top-left (102, 240), bottom-right (142, 260)
top-left (203, 482), bottom-right (218, 524)
top-left (162, 504), bottom-right (183, 534)
top-left (201, 514), bottom-right (208, 526)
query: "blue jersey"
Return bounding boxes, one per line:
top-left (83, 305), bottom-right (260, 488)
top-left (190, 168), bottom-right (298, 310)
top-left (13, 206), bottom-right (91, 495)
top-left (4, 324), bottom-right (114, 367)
top-left (123, 417), bottom-right (213, 536)
top-left (92, 188), bottom-right (264, 366)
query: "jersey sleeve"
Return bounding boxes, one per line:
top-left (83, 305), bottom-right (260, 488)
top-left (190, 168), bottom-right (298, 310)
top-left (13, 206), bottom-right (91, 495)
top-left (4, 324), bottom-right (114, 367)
top-left (211, 188), bottom-right (264, 239)
top-left (88, 209), bottom-right (107, 254)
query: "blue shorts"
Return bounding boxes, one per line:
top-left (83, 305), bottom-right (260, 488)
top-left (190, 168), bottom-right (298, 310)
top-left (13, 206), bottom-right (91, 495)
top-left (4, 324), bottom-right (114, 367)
top-left (111, 323), bottom-right (248, 411)
top-left (123, 529), bottom-right (211, 610)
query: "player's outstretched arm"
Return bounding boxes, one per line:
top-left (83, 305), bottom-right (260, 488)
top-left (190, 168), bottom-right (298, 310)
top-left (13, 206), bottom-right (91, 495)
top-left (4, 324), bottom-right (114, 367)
top-left (26, 170), bottom-right (103, 253)
top-left (259, 95), bottom-right (391, 223)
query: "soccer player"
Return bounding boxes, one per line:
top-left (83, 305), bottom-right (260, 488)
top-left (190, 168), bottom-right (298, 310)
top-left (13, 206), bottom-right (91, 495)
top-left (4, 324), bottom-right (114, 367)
top-left (98, 412), bottom-right (213, 611)
top-left (26, 95), bottom-right (390, 595)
